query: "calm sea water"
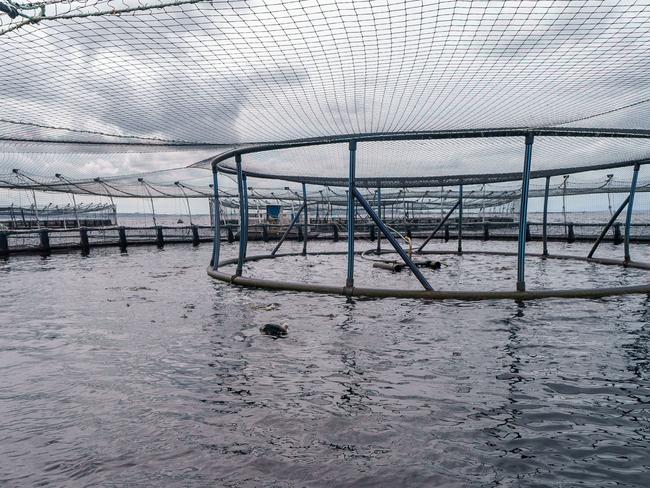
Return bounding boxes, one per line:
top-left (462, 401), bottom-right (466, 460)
top-left (1, 238), bottom-right (649, 487)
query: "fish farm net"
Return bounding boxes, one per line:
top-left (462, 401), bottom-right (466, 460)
top-left (2, 0), bottom-right (650, 299)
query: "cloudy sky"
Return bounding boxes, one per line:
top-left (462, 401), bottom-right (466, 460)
top-left (1, 0), bottom-right (650, 212)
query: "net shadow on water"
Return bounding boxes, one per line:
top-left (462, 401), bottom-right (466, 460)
top-left (0, 240), bottom-right (649, 487)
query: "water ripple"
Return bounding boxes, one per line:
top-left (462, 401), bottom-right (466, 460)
top-left (1, 240), bottom-right (649, 486)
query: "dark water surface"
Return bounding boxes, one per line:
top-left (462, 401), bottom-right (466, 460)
top-left (1, 240), bottom-right (650, 487)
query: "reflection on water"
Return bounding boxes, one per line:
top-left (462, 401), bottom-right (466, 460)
top-left (0, 240), bottom-right (649, 487)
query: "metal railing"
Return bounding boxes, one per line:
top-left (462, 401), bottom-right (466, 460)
top-left (1, 220), bottom-right (648, 257)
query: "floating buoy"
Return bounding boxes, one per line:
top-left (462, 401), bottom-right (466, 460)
top-left (260, 322), bottom-right (288, 337)
top-left (373, 261), bottom-right (404, 272)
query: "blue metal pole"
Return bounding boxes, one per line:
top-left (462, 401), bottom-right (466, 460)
top-left (457, 184), bottom-right (463, 253)
top-left (211, 168), bottom-right (221, 270)
top-left (624, 163), bottom-right (640, 263)
top-left (517, 133), bottom-right (534, 292)
top-left (346, 141), bottom-right (357, 290)
top-left (242, 172), bottom-right (249, 261)
top-left (302, 182), bottom-right (308, 256)
top-left (235, 154), bottom-right (246, 277)
top-left (542, 175), bottom-right (550, 257)
top-left (376, 187), bottom-right (382, 255)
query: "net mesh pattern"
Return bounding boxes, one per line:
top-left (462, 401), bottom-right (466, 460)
top-left (1, 1), bottom-right (650, 185)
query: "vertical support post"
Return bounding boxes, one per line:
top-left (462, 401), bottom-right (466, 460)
top-left (235, 154), bottom-right (247, 277)
top-left (79, 227), bottom-right (90, 255)
top-left (156, 226), bottom-right (164, 248)
top-left (613, 222), bottom-right (623, 245)
top-left (118, 226), bottom-right (127, 252)
top-left (346, 141), bottom-right (357, 290)
top-left (39, 229), bottom-right (50, 255)
top-left (567, 223), bottom-right (575, 243)
top-left (517, 133), bottom-right (534, 292)
top-left (192, 225), bottom-right (200, 247)
top-left (210, 173), bottom-right (221, 271)
top-left (302, 182), bottom-right (308, 256)
top-left (0, 232), bottom-right (9, 258)
top-left (542, 175), bottom-right (550, 257)
top-left (242, 173), bottom-right (249, 259)
top-left (376, 187), bottom-right (382, 254)
top-left (332, 223), bottom-right (339, 242)
top-left (624, 163), bottom-right (640, 263)
top-left (457, 184), bottom-right (463, 254)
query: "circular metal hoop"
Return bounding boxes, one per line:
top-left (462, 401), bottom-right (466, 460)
top-left (204, 128), bottom-right (650, 188)
top-left (207, 250), bottom-right (650, 301)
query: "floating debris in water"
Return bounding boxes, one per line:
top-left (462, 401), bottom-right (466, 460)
top-left (373, 260), bottom-right (442, 272)
top-left (252, 302), bottom-right (281, 311)
top-left (260, 322), bottom-right (288, 337)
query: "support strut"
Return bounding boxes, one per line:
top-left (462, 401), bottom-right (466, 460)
top-left (417, 198), bottom-right (461, 253)
top-left (624, 163), bottom-right (640, 263)
top-left (271, 205), bottom-right (305, 256)
top-left (588, 195), bottom-right (630, 259)
top-left (516, 133), bottom-right (534, 292)
top-left (353, 188), bottom-right (433, 291)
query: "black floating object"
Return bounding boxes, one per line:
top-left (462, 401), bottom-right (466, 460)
top-left (373, 261), bottom-right (403, 272)
top-left (0, 2), bottom-right (18, 18)
top-left (260, 322), bottom-right (288, 337)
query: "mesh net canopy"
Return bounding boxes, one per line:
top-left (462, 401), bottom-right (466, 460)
top-left (1, 0), bottom-right (650, 186)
